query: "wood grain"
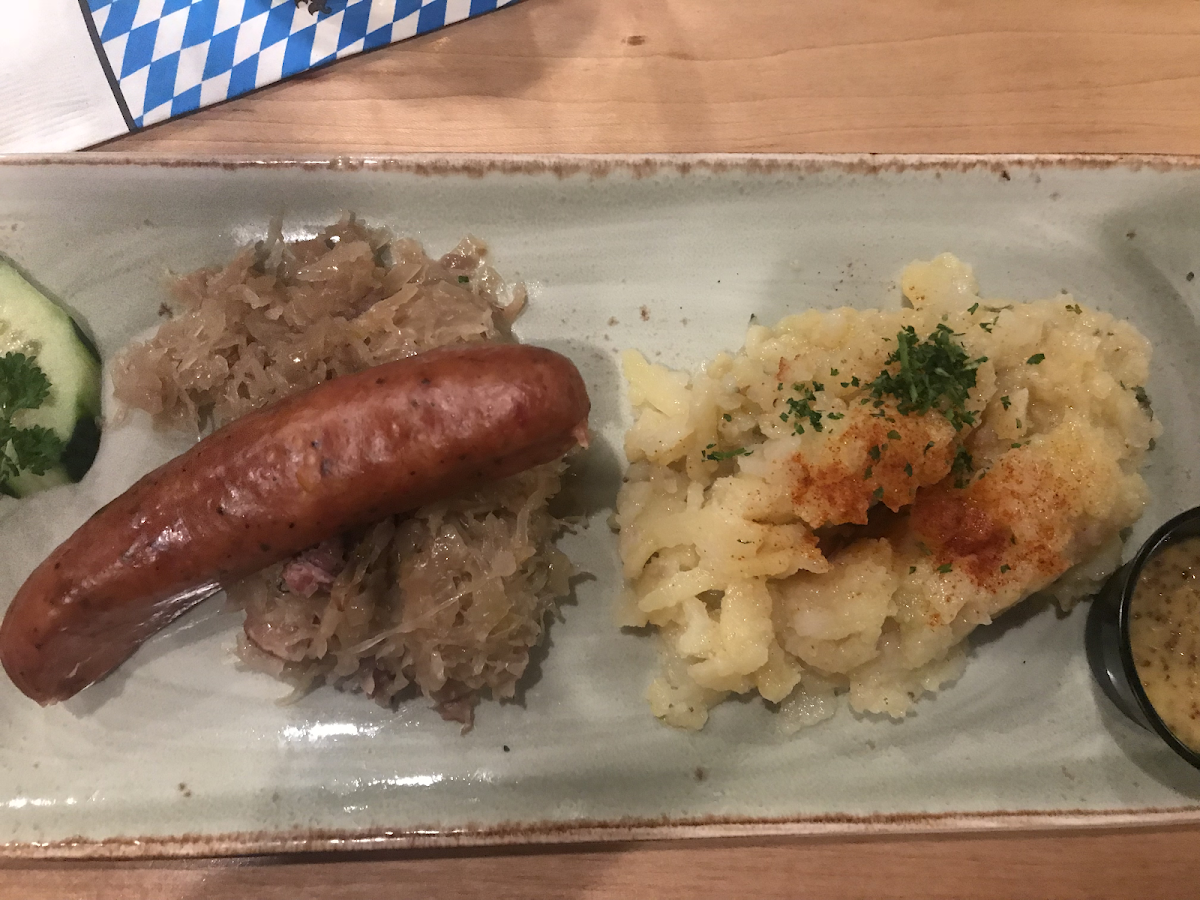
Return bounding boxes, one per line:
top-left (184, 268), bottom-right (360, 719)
top-left (99, 0), bottom-right (1200, 156)
top-left (4, 828), bottom-right (1200, 900)
top-left (36, 0), bottom-right (1200, 896)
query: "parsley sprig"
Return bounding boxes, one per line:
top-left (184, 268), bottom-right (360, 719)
top-left (0, 352), bottom-right (63, 487)
top-left (868, 324), bottom-right (987, 432)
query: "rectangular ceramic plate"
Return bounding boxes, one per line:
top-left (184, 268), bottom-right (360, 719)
top-left (1, 154), bottom-right (1199, 860)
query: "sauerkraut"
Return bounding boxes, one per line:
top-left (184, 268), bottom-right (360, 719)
top-left (113, 215), bottom-right (571, 727)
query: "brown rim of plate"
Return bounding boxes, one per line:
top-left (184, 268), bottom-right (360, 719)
top-left (4, 805), bottom-right (1200, 860)
top-left (3, 152), bottom-right (1200, 179)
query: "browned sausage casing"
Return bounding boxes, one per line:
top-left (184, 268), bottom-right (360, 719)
top-left (0, 343), bottom-right (590, 704)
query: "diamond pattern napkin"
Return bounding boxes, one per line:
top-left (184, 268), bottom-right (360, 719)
top-left (1, 0), bottom-right (519, 151)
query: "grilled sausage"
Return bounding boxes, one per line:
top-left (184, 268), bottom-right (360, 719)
top-left (0, 343), bottom-right (590, 704)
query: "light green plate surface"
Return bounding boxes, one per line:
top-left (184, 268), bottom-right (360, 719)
top-left (0, 154), bottom-right (1198, 858)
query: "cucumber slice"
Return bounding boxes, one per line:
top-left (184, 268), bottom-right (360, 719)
top-left (0, 258), bottom-right (102, 497)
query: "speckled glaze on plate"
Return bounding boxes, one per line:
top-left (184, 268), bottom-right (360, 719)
top-left (1, 154), bottom-right (1199, 860)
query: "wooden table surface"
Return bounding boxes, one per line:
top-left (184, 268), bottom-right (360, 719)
top-left (8, 0), bottom-right (1200, 896)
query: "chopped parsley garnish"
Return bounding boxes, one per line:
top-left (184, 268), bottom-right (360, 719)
top-left (936, 562), bottom-right (953, 574)
top-left (827, 412), bottom-right (844, 420)
top-left (951, 444), bottom-right (974, 488)
top-left (1066, 303), bottom-right (1082, 314)
top-left (872, 486), bottom-right (884, 501)
top-left (904, 463), bottom-right (913, 477)
top-left (1000, 564), bottom-right (1011, 573)
top-left (1000, 395), bottom-right (1011, 410)
top-left (868, 444), bottom-right (881, 461)
top-left (850, 376), bottom-right (860, 388)
top-left (887, 430), bottom-right (901, 441)
top-left (703, 444), bottom-right (752, 462)
top-left (1132, 385), bottom-right (1151, 411)
top-left (909, 566), bottom-right (917, 574)
top-left (830, 368), bottom-right (839, 376)
top-left (967, 302), bottom-right (980, 315)
top-left (1011, 442), bottom-right (1022, 449)
top-left (863, 466), bottom-right (873, 479)
top-left (868, 324), bottom-right (986, 432)
top-left (722, 413), bottom-right (732, 422)
top-left (457, 275), bottom-right (470, 283)
top-left (923, 441), bottom-right (935, 455)
top-left (979, 320), bottom-right (996, 333)
top-left (0, 352), bottom-right (63, 487)
top-left (780, 382), bottom-right (824, 435)
top-left (1015, 419), bottom-right (1022, 429)
top-left (1026, 353), bottom-right (1045, 365)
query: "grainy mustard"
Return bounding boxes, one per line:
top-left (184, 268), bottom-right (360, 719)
top-left (1130, 537), bottom-right (1200, 751)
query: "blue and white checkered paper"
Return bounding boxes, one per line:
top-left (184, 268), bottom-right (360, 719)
top-left (83, 0), bottom-right (515, 128)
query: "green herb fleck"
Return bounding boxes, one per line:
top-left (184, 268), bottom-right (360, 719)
top-left (1132, 385), bottom-right (1151, 411)
top-left (722, 413), bottom-right (732, 422)
top-left (850, 375), bottom-right (860, 388)
top-left (936, 562), bottom-right (953, 574)
top-left (457, 275), bottom-right (470, 284)
top-left (703, 446), bottom-right (752, 462)
top-left (864, 466), bottom-right (873, 479)
top-left (1000, 564), bottom-right (1011, 573)
top-left (968, 302), bottom-right (980, 315)
top-left (1011, 442), bottom-right (1022, 449)
top-left (0, 352), bottom-right (63, 488)
top-left (869, 445), bottom-right (881, 461)
top-left (909, 566), bottom-right (917, 574)
top-left (827, 412), bottom-right (844, 420)
top-left (830, 368), bottom-right (839, 376)
top-left (1000, 395), bottom-right (1011, 410)
top-left (1015, 419), bottom-right (1022, 429)
top-left (904, 462), bottom-right (913, 477)
top-left (1066, 303), bottom-right (1082, 314)
top-left (951, 444), bottom-right (974, 488)
top-left (887, 430), bottom-right (901, 441)
top-left (1026, 353), bottom-right (1045, 365)
top-left (923, 441), bottom-right (935, 455)
top-left (872, 486), bottom-right (884, 501)
top-left (779, 382), bottom-right (825, 435)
